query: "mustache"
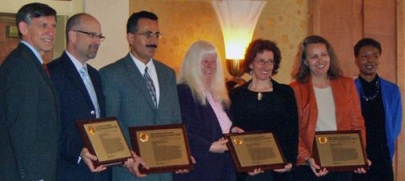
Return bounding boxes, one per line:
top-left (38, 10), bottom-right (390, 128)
top-left (146, 44), bottom-right (157, 48)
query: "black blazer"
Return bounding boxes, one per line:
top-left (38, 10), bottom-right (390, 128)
top-left (0, 43), bottom-right (60, 181)
top-left (174, 84), bottom-right (235, 181)
top-left (48, 52), bottom-right (110, 181)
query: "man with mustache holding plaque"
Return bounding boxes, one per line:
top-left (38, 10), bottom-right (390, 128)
top-left (99, 11), bottom-right (182, 181)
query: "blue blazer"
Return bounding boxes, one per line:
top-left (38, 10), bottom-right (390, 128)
top-left (173, 84), bottom-right (235, 181)
top-left (100, 53), bottom-right (181, 181)
top-left (48, 52), bottom-right (110, 181)
top-left (355, 77), bottom-right (402, 159)
top-left (0, 43), bottom-right (60, 181)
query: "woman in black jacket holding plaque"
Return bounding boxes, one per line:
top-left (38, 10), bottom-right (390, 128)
top-left (229, 39), bottom-right (298, 181)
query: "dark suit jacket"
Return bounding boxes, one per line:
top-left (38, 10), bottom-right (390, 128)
top-left (0, 43), bottom-right (60, 181)
top-left (99, 53), bottom-right (181, 181)
top-left (48, 52), bottom-right (111, 181)
top-left (173, 84), bottom-right (235, 181)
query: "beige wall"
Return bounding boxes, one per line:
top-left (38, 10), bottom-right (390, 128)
top-left (0, 0), bottom-right (83, 61)
top-left (0, 0), bottom-right (128, 70)
top-left (1, 0), bottom-right (404, 180)
top-left (84, 0), bottom-right (129, 69)
top-left (0, 0), bottom-right (82, 15)
top-left (0, 0), bottom-right (308, 84)
top-left (129, 0), bottom-right (308, 84)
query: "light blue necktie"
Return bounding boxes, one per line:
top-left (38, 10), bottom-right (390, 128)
top-left (80, 66), bottom-right (100, 118)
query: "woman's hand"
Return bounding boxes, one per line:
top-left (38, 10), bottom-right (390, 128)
top-left (274, 163), bottom-right (293, 173)
top-left (307, 157), bottom-right (328, 177)
top-left (247, 168), bottom-right (264, 176)
top-left (209, 138), bottom-right (228, 153)
top-left (354, 159), bottom-right (371, 174)
top-left (231, 126), bottom-right (244, 133)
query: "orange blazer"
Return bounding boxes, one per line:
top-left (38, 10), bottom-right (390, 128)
top-left (290, 76), bottom-right (365, 165)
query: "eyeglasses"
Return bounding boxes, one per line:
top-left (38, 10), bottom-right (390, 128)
top-left (73, 30), bottom-right (105, 41)
top-left (133, 31), bottom-right (162, 39)
top-left (254, 59), bottom-right (275, 66)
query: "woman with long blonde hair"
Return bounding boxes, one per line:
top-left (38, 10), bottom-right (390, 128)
top-left (174, 40), bottom-right (235, 181)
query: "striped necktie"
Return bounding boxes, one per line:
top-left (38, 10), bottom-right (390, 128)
top-left (143, 67), bottom-right (157, 108)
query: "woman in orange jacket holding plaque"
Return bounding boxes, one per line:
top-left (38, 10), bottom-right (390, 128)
top-left (290, 35), bottom-right (368, 180)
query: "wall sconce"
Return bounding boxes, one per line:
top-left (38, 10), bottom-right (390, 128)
top-left (211, 0), bottom-right (266, 88)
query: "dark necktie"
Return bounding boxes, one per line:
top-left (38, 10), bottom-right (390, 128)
top-left (42, 63), bottom-right (50, 76)
top-left (143, 67), bottom-right (157, 108)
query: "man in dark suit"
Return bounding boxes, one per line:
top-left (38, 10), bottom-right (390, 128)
top-left (0, 3), bottom-right (60, 181)
top-left (47, 13), bottom-right (111, 181)
top-left (99, 11), bottom-right (182, 181)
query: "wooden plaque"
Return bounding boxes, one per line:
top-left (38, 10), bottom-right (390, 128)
top-left (313, 130), bottom-right (368, 171)
top-left (225, 131), bottom-right (286, 172)
top-left (76, 117), bottom-right (132, 166)
top-left (129, 124), bottom-right (193, 174)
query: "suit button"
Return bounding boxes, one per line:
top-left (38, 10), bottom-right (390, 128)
top-left (90, 110), bottom-right (95, 115)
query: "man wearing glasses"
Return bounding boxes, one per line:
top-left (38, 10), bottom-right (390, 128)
top-left (47, 13), bottom-right (110, 181)
top-left (100, 11), bottom-right (182, 181)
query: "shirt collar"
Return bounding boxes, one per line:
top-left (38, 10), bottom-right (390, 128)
top-left (20, 40), bottom-right (44, 64)
top-left (65, 50), bottom-right (87, 72)
top-left (129, 52), bottom-right (155, 74)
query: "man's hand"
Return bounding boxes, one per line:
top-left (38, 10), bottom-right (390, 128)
top-left (174, 156), bottom-right (196, 174)
top-left (80, 148), bottom-right (107, 172)
top-left (124, 151), bottom-right (149, 177)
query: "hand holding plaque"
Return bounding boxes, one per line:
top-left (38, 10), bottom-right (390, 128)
top-left (129, 124), bottom-right (193, 174)
top-left (312, 130), bottom-right (368, 171)
top-left (224, 131), bottom-right (286, 172)
top-left (76, 117), bottom-right (132, 166)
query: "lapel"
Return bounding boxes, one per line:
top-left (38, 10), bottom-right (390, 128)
top-left (330, 78), bottom-right (345, 128)
top-left (155, 61), bottom-right (167, 93)
top-left (123, 54), bottom-right (156, 109)
top-left (19, 43), bottom-right (59, 107)
top-left (303, 79), bottom-right (318, 112)
top-left (60, 52), bottom-right (94, 109)
top-left (205, 99), bottom-right (226, 134)
top-left (88, 65), bottom-right (105, 116)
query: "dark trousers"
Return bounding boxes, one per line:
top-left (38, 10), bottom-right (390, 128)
top-left (293, 165), bottom-right (352, 181)
top-left (237, 170), bottom-right (293, 181)
top-left (352, 144), bottom-right (393, 181)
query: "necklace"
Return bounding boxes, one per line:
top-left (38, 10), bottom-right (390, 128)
top-left (258, 92), bottom-right (263, 101)
top-left (249, 81), bottom-right (273, 101)
top-left (360, 81), bottom-right (379, 101)
top-left (256, 87), bottom-right (273, 101)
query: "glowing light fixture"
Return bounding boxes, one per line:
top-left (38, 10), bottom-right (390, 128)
top-left (211, 0), bottom-right (266, 80)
